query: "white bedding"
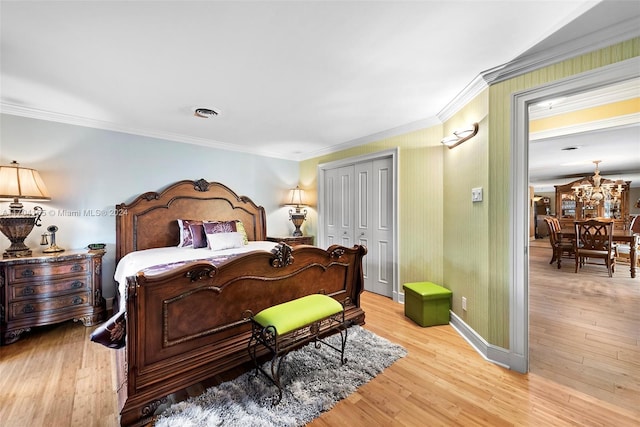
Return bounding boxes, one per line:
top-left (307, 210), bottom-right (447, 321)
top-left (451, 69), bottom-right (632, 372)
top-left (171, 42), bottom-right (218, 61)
top-left (114, 241), bottom-right (278, 311)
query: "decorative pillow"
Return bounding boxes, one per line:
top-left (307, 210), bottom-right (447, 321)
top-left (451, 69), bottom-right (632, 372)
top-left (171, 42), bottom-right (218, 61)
top-left (189, 223), bottom-right (208, 249)
top-left (206, 231), bottom-right (245, 251)
top-left (90, 311), bottom-right (126, 349)
top-left (203, 220), bottom-right (237, 234)
top-left (234, 220), bottom-right (249, 245)
top-left (202, 220), bottom-right (248, 245)
top-left (177, 219), bottom-right (204, 247)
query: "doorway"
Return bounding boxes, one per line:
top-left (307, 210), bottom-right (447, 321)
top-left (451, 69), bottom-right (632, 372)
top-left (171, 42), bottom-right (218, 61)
top-left (526, 75), bottom-right (640, 411)
top-left (509, 57), bottom-right (639, 374)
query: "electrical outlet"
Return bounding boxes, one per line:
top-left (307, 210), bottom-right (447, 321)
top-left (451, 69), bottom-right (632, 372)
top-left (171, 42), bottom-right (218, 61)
top-left (462, 296), bottom-right (467, 311)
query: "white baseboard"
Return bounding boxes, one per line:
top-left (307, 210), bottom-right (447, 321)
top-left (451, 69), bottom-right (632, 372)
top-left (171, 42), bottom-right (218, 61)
top-left (449, 311), bottom-right (525, 372)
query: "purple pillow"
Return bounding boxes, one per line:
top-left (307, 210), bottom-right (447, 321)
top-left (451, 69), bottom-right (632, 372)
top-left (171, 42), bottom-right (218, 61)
top-left (177, 219), bottom-right (204, 247)
top-left (189, 223), bottom-right (208, 249)
top-left (203, 220), bottom-right (238, 235)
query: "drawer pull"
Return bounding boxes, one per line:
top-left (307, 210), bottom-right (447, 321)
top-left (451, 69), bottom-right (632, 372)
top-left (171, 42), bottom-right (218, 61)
top-left (21, 269), bottom-right (35, 278)
top-left (71, 280), bottom-right (84, 289)
top-left (72, 296), bottom-right (83, 305)
top-left (22, 286), bottom-right (35, 296)
top-left (71, 263), bottom-right (83, 272)
top-left (23, 304), bottom-right (35, 313)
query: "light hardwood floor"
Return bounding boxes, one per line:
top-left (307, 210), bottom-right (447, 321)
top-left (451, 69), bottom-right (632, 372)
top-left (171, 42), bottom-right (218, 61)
top-left (528, 240), bottom-right (640, 413)
top-left (1, 256), bottom-right (638, 426)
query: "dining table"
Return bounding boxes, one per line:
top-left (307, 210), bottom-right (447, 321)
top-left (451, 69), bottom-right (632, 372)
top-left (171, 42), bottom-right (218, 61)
top-left (558, 227), bottom-right (639, 278)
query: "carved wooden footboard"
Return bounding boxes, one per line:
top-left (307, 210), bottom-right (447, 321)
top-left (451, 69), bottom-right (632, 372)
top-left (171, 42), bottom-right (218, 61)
top-left (118, 243), bottom-right (366, 426)
top-left (111, 180), bottom-right (367, 426)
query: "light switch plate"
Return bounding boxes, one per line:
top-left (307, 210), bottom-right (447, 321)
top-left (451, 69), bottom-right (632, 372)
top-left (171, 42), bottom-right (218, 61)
top-left (472, 187), bottom-right (483, 202)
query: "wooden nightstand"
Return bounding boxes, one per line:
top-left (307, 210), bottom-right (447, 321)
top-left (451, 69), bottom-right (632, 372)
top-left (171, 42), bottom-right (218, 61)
top-left (0, 250), bottom-right (106, 345)
top-left (266, 236), bottom-right (314, 246)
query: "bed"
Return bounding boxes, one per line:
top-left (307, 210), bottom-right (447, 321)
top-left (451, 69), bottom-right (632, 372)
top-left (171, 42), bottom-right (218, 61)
top-left (91, 179), bottom-right (367, 426)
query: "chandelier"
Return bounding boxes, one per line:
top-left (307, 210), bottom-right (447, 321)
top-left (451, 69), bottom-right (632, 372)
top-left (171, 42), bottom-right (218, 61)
top-left (571, 160), bottom-right (623, 206)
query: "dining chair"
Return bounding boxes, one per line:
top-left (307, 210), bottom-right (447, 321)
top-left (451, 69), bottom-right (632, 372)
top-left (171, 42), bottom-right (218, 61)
top-left (574, 219), bottom-right (616, 277)
top-left (616, 216), bottom-right (639, 264)
top-left (544, 217), bottom-right (573, 269)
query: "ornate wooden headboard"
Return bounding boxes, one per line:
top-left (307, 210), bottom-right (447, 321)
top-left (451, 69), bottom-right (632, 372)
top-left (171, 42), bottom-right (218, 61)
top-left (115, 179), bottom-right (267, 262)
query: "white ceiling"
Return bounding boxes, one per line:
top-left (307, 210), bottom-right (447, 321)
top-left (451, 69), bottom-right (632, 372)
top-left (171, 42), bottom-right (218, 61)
top-left (1, 1), bottom-right (639, 185)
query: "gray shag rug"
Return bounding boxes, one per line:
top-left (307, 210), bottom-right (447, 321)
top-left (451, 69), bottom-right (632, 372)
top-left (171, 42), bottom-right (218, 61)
top-left (154, 326), bottom-right (407, 426)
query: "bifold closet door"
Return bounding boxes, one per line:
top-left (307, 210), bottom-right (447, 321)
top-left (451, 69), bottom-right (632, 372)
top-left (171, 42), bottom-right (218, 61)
top-left (323, 157), bottom-right (393, 297)
top-left (323, 165), bottom-right (354, 247)
top-left (355, 158), bottom-right (393, 297)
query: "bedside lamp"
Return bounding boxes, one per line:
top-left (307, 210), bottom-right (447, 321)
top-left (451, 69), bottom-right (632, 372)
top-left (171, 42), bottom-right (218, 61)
top-left (285, 186), bottom-right (308, 237)
top-left (0, 161), bottom-right (51, 258)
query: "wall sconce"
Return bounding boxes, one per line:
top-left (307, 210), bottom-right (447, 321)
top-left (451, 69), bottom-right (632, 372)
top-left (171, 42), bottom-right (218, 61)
top-left (0, 161), bottom-right (51, 258)
top-left (441, 122), bottom-right (479, 149)
top-left (285, 185), bottom-right (308, 236)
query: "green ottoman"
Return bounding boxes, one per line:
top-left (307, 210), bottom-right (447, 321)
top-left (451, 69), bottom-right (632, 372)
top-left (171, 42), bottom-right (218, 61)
top-left (403, 281), bottom-right (452, 327)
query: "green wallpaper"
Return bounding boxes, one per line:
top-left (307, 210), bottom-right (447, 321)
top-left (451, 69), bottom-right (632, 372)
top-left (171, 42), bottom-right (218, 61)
top-left (302, 37), bottom-right (639, 350)
top-left (442, 91), bottom-right (490, 339)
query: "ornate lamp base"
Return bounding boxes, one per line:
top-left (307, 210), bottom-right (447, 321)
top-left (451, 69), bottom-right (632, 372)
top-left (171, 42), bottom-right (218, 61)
top-left (289, 210), bottom-right (307, 237)
top-left (0, 207), bottom-right (44, 259)
top-left (0, 215), bottom-right (37, 258)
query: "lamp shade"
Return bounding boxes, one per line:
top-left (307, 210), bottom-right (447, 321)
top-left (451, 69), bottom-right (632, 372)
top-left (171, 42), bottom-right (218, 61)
top-left (286, 186), bottom-right (306, 208)
top-left (0, 161), bottom-right (51, 200)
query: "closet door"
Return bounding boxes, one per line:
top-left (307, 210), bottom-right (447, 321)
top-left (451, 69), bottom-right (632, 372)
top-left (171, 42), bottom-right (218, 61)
top-left (356, 158), bottom-right (393, 297)
top-left (321, 154), bottom-right (394, 298)
top-left (338, 165), bottom-right (355, 246)
top-left (324, 165), bottom-right (354, 246)
top-left (324, 167), bottom-right (340, 246)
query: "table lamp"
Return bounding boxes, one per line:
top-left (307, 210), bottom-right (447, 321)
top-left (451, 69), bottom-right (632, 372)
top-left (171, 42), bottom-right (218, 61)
top-left (285, 186), bottom-right (308, 237)
top-left (0, 161), bottom-right (51, 258)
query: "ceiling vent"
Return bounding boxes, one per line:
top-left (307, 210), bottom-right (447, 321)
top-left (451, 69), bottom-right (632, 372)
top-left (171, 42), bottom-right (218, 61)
top-left (193, 108), bottom-right (219, 118)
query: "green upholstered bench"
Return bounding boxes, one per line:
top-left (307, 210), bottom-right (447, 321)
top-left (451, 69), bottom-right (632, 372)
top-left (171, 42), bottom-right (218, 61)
top-left (246, 294), bottom-right (349, 404)
top-left (403, 281), bottom-right (452, 327)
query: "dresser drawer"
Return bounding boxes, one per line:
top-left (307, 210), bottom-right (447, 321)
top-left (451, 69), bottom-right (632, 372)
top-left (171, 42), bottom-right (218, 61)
top-left (9, 276), bottom-right (90, 300)
top-left (8, 259), bottom-right (91, 283)
top-left (8, 291), bottom-right (91, 321)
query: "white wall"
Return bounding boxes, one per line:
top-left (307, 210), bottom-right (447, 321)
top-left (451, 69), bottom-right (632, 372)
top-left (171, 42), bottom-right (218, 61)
top-left (0, 114), bottom-right (300, 298)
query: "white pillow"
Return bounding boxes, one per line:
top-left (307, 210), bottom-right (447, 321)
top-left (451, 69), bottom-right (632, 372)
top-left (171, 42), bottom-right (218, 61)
top-left (206, 231), bottom-right (245, 251)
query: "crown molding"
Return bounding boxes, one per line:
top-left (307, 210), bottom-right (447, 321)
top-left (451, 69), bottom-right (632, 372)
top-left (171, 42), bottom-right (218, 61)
top-left (0, 102), bottom-right (299, 160)
top-left (297, 116), bottom-right (441, 161)
top-left (436, 74), bottom-right (490, 123)
top-left (483, 16), bottom-right (640, 85)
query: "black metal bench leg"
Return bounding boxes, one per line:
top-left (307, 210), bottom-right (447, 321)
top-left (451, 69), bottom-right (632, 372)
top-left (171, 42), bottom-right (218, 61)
top-left (270, 353), bottom-right (287, 405)
top-left (338, 327), bottom-right (348, 365)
